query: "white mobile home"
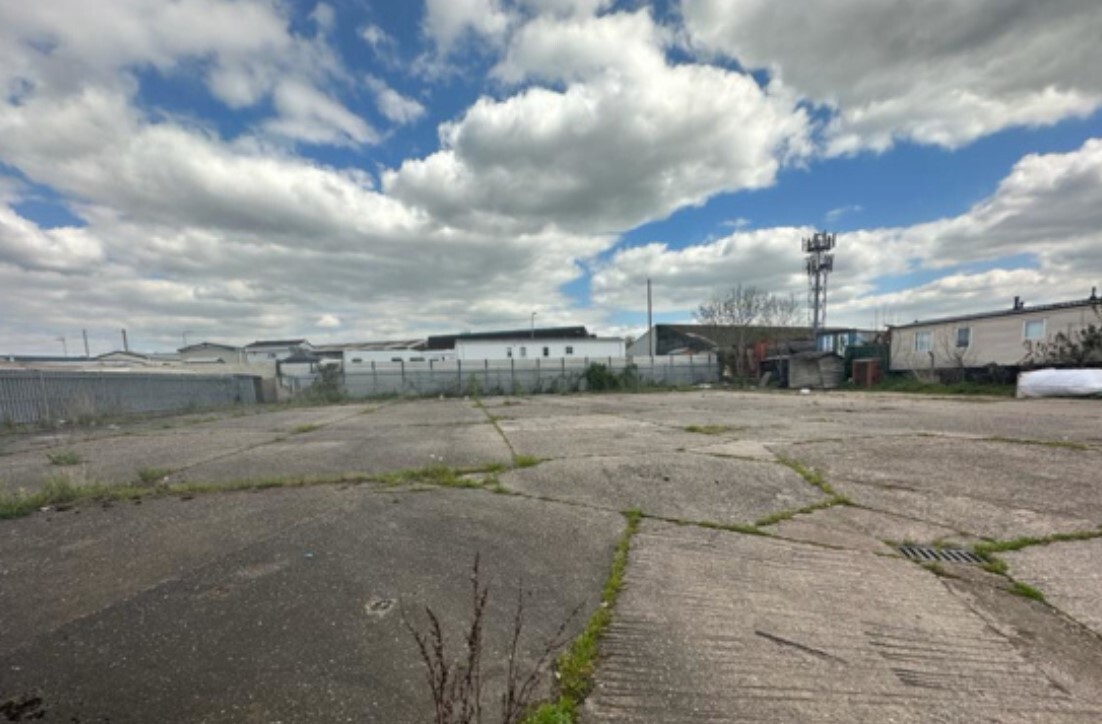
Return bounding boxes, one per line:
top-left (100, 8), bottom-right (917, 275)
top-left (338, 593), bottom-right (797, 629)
top-left (455, 337), bottom-right (625, 361)
top-left (890, 294), bottom-right (1101, 372)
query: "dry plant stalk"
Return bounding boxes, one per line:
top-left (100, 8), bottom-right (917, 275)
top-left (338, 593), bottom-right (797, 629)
top-left (403, 554), bottom-right (579, 724)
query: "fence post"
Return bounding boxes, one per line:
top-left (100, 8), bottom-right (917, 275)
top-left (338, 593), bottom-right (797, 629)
top-left (510, 357), bottom-right (515, 392)
top-left (401, 360), bottom-right (406, 389)
top-left (458, 359), bottom-right (463, 396)
top-left (690, 354), bottom-right (694, 383)
top-left (484, 358), bottom-right (489, 391)
top-left (37, 370), bottom-right (50, 422)
top-left (536, 357), bottom-right (541, 392)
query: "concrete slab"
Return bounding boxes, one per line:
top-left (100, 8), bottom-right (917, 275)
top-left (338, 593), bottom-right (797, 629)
top-left (0, 488), bottom-right (623, 723)
top-left (776, 437), bottom-right (1102, 539)
top-left (335, 398), bottom-right (488, 427)
top-left (584, 521), bottom-right (1102, 723)
top-left (688, 439), bottom-right (778, 462)
top-left (176, 421), bottom-right (513, 482)
top-left (501, 453), bottom-right (827, 525)
top-left (498, 415), bottom-right (705, 459)
top-left (0, 428), bottom-right (279, 492)
top-left (1004, 538), bottom-right (1102, 638)
top-left (765, 504), bottom-right (978, 554)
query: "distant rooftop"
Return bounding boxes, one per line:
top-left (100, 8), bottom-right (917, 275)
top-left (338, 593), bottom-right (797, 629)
top-left (244, 339), bottom-right (308, 349)
top-left (427, 326), bottom-right (590, 350)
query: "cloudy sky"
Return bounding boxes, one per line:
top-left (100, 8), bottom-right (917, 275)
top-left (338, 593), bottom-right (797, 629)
top-left (2, 0), bottom-right (1101, 354)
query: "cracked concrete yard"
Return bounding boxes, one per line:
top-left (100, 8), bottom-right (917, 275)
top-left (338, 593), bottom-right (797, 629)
top-left (1, 390), bottom-right (1101, 722)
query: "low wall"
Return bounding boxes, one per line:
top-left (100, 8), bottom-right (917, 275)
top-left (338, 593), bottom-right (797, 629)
top-left (0, 370), bottom-right (262, 425)
top-left (285, 355), bottom-right (719, 399)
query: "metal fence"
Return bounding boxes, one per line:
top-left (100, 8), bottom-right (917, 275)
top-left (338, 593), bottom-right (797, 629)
top-left (0, 370), bottom-right (262, 425)
top-left (284, 355), bottom-right (719, 399)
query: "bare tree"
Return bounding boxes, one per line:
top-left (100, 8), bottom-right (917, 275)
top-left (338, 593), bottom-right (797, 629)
top-left (694, 285), bottom-right (802, 378)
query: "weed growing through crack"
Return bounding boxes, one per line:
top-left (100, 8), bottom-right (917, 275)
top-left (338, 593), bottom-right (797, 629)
top-left (524, 510), bottom-right (641, 722)
top-left (983, 436), bottom-right (1090, 452)
top-left (1009, 581), bottom-right (1046, 602)
top-left (46, 451), bottom-right (82, 466)
top-left (754, 496), bottom-right (850, 528)
top-left (291, 423), bottom-right (322, 434)
top-left (775, 456), bottom-right (840, 497)
top-left (513, 455), bottom-right (541, 469)
top-left (684, 425), bottom-right (737, 435)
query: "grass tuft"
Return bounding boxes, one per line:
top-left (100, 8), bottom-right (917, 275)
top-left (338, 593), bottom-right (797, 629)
top-left (513, 454), bottom-right (542, 469)
top-left (290, 423), bottom-right (322, 434)
top-left (137, 467), bottom-right (173, 485)
top-left (47, 451), bottom-right (83, 466)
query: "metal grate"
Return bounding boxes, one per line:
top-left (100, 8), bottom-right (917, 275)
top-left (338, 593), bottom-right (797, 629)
top-left (896, 545), bottom-right (984, 564)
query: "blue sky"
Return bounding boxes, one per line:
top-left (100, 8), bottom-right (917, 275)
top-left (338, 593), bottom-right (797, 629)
top-left (2, 0), bottom-right (1101, 353)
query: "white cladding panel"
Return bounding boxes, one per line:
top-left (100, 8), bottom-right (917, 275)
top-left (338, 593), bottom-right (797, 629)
top-left (455, 338), bottom-right (625, 361)
top-left (343, 349), bottom-right (453, 365)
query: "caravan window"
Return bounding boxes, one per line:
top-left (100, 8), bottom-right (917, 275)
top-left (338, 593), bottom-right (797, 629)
top-left (542, 346), bottom-right (550, 357)
top-left (351, 357), bottom-right (363, 363)
top-left (955, 328), bottom-right (971, 349)
top-left (566, 346), bottom-right (574, 355)
top-left (913, 331), bottom-right (932, 352)
top-left (1024, 320), bottom-right (1045, 341)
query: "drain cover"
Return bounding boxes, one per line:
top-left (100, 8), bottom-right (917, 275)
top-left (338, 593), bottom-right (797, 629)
top-left (896, 545), bottom-right (984, 564)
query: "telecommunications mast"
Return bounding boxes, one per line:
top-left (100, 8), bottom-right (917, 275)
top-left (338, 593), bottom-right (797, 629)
top-left (803, 231), bottom-right (836, 340)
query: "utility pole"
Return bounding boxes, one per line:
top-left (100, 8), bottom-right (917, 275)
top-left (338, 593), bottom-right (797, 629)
top-left (803, 231), bottom-right (836, 343)
top-left (182, 330), bottom-right (193, 348)
top-left (530, 312), bottom-right (537, 339)
top-left (647, 278), bottom-right (654, 356)
top-left (56, 336), bottom-right (68, 357)
top-left (121, 329), bottom-right (129, 352)
top-left (82, 329), bottom-right (90, 358)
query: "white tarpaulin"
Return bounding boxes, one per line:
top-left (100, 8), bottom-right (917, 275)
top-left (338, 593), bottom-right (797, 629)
top-left (1017, 368), bottom-right (1102, 398)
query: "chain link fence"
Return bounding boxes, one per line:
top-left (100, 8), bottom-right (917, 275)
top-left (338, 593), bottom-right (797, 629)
top-left (0, 370), bottom-right (262, 425)
top-left (283, 355), bottom-right (719, 399)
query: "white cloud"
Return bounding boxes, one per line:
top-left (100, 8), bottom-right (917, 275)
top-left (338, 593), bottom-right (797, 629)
top-left (310, 3), bottom-right (336, 34)
top-left (0, 0), bottom-right (366, 149)
top-left (360, 23), bottom-right (400, 66)
top-left (365, 75), bottom-right (426, 125)
top-left (682, 0), bottom-right (1102, 153)
top-left (316, 314), bottom-right (342, 328)
top-left (389, 10), bottom-right (809, 234)
top-left (265, 80), bottom-right (377, 146)
top-left (422, 0), bottom-right (512, 52)
top-left (825, 205), bottom-right (862, 223)
top-left (593, 138), bottom-right (1102, 326)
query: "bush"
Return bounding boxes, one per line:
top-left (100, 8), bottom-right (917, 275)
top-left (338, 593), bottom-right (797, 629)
top-left (583, 363), bottom-right (640, 392)
top-left (303, 365), bottom-right (345, 404)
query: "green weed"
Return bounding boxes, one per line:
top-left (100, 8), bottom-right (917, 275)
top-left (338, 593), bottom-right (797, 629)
top-left (47, 451), bottom-right (82, 466)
